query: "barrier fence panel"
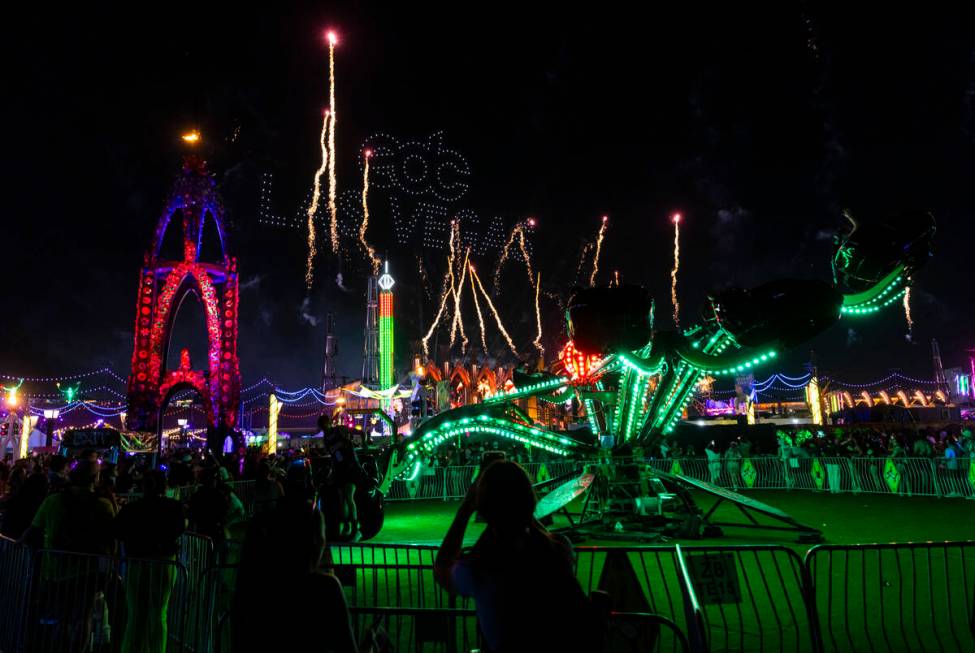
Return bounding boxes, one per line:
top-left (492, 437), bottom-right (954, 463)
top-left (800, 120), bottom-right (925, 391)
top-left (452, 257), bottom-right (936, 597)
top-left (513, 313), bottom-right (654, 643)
top-left (805, 541), bottom-right (975, 653)
top-left (641, 456), bottom-right (974, 498)
top-left (177, 532), bottom-right (215, 652)
top-left (327, 543), bottom-right (467, 609)
top-left (0, 535), bottom-right (31, 653)
top-left (675, 545), bottom-right (814, 653)
top-left (574, 546), bottom-right (688, 636)
top-left (25, 550), bottom-right (189, 653)
top-left (198, 565), bottom-right (240, 653)
top-left (607, 611), bottom-right (691, 653)
top-left (226, 480), bottom-right (256, 515)
top-left (349, 606), bottom-right (482, 653)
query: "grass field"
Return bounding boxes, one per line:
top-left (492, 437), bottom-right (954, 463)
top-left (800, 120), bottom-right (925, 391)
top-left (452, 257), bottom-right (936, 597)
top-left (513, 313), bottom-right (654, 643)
top-left (376, 489), bottom-right (975, 548)
top-left (346, 490), bottom-right (975, 652)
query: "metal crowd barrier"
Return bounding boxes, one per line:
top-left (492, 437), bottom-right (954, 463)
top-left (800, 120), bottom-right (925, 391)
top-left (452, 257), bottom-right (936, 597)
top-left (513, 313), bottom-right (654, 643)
top-left (804, 540), bottom-right (975, 653)
top-left (607, 611), bottom-right (691, 653)
top-left (349, 606), bottom-right (481, 653)
top-left (677, 544), bottom-right (814, 653)
top-left (177, 532), bottom-right (215, 651)
top-left (0, 535), bottom-right (32, 653)
top-left (648, 456), bottom-right (974, 498)
top-left (25, 549), bottom-right (190, 653)
top-left (574, 544), bottom-right (814, 653)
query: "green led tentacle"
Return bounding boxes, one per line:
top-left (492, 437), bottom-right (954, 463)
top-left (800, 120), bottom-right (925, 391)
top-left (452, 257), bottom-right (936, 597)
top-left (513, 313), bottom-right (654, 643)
top-left (840, 265), bottom-right (909, 315)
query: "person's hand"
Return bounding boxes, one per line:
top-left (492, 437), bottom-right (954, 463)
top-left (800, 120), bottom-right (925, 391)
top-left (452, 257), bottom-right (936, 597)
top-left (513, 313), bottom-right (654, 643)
top-left (459, 478), bottom-right (479, 516)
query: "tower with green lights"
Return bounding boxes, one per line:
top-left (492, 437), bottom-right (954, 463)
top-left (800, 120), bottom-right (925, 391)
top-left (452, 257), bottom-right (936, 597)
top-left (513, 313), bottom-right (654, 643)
top-left (378, 261), bottom-right (395, 400)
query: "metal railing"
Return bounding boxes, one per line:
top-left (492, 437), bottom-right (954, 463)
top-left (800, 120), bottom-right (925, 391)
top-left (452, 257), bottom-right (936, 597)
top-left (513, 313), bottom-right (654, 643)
top-left (26, 549), bottom-right (190, 653)
top-left (662, 456), bottom-right (974, 498)
top-left (805, 541), bottom-right (975, 653)
top-left (0, 535), bottom-right (32, 653)
top-left (5, 538), bottom-right (975, 652)
top-left (387, 457), bottom-right (975, 500)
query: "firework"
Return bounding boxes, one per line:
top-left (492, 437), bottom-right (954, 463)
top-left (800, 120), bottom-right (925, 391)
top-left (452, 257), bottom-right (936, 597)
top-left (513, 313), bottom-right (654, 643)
top-left (903, 286), bottom-right (913, 339)
top-left (358, 150), bottom-right (380, 274)
top-left (575, 242), bottom-right (594, 284)
top-left (494, 219), bottom-right (535, 293)
top-left (518, 220), bottom-right (536, 285)
top-left (449, 248), bottom-right (471, 352)
top-left (327, 31), bottom-right (339, 254)
top-left (670, 213), bottom-right (681, 328)
top-left (533, 272), bottom-right (544, 355)
top-left (304, 110), bottom-right (330, 290)
top-left (421, 222), bottom-right (460, 357)
top-left (471, 265), bottom-right (519, 356)
top-left (589, 215), bottom-right (609, 286)
top-left (469, 264), bottom-right (488, 353)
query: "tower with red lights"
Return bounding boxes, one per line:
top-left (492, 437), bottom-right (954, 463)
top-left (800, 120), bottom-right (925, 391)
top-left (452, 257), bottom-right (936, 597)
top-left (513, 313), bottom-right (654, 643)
top-left (125, 155), bottom-right (241, 434)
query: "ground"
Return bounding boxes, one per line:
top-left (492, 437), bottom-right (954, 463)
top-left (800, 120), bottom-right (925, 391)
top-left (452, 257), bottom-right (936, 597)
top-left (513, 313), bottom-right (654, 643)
top-left (375, 489), bottom-right (975, 549)
top-left (354, 490), bottom-right (975, 652)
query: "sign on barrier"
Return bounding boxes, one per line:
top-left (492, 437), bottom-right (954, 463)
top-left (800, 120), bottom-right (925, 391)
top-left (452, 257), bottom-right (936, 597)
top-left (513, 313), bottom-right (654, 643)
top-left (684, 552), bottom-right (742, 604)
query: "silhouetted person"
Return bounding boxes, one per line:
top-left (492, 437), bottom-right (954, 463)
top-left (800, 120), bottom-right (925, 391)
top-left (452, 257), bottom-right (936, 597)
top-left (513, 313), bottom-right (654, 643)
top-left (435, 461), bottom-right (601, 652)
top-left (0, 471), bottom-right (48, 540)
top-left (233, 498), bottom-right (357, 652)
top-left (115, 469), bottom-right (186, 653)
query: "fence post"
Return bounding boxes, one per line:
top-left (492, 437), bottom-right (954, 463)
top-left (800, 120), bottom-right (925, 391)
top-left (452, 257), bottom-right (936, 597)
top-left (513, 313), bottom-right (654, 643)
top-left (843, 458), bottom-right (860, 494)
top-left (928, 458), bottom-right (942, 498)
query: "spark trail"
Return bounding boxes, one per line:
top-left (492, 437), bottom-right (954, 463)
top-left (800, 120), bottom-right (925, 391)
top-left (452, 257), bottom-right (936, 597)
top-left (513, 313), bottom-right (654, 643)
top-left (471, 265), bottom-right (519, 356)
top-left (358, 150), bottom-right (380, 274)
top-left (304, 110), bottom-right (330, 290)
top-left (469, 264), bottom-right (488, 353)
top-left (589, 216), bottom-right (609, 286)
top-left (533, 272), bottom-right (544, 354)
top-left (327, 31), bottom-right (339, 254)
top-left (671, 213), bottom-right (681, 328)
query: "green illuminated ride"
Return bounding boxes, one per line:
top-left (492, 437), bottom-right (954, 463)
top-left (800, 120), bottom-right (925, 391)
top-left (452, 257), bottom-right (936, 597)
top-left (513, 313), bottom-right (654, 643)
top-left (380, 211), bottom-right (936, 487)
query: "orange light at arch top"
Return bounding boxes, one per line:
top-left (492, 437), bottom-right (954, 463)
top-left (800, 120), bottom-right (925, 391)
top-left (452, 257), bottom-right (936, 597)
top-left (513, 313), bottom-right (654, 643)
top-left (558, 340), bottom-right (602, 381)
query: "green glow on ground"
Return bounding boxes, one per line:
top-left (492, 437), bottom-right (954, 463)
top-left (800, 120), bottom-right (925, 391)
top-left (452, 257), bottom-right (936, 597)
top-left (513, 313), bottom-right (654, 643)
top-left (374, 491), bottom-right (974, 549)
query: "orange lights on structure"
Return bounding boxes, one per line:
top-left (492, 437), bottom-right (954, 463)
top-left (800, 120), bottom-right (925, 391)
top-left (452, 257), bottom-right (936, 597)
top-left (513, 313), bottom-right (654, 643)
top-left (181, 130), bottom-right (201, 144)
top-left (558, 340), bottom-right (602, 381)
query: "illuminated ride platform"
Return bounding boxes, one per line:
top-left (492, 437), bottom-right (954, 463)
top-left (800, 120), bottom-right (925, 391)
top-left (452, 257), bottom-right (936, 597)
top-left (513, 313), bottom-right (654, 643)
top-left (365, 211), bottom-right (936, 542)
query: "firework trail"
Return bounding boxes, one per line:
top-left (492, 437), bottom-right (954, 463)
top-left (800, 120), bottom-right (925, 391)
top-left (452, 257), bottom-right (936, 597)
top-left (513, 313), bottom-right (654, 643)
top-left (417, 255), bottom-right (432, 299)
top-left (533, 272), bottom-right (544, 355)
top-left (449, 248), bottom-right (471, 352)
top-left (304, 110), bottom-right (330, 290)
top-left (517, 228), bottom-right (535, 286)
top-left (358, 150), bottom-right (381, 274)
top-left (421, 223), bottom-right (460, 357)
top-left (327, 32), bottom-right (339, 254)
top-left (493, 219), bottom-right (535, 293)
top-left (575, 242), bottom-right (594, 284)
top-left (471, 265), bottom-right (519, 356)
top-left (903, 286), bottom-right (914, 340)
top-left (589, 215), bottom-right (609, 286)
top-left (469, 264), bottom-right (488, 353)
top-left (671, 213), bottom-right (682, 328)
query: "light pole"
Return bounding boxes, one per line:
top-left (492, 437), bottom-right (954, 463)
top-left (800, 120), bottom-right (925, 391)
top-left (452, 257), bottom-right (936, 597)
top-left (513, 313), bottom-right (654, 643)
top-left (43, 409), bottom-right (60, 448)
top-left (177, 418), bottom-right (188, 447)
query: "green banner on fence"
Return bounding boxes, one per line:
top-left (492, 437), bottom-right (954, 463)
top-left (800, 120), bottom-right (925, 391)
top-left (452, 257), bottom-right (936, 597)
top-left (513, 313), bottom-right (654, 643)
top-left (536, 463), bottom-right (550, 483)
top-left (741, 459), bottom-right (757, 488)
top-left (969, 460), bottom-right (975, 492)
top-left (883, 458), bottom-right (901, 493)
top-left (811, 458), bottom-right (825, 491)
top-left (670, 460), bottom-right (683, 476)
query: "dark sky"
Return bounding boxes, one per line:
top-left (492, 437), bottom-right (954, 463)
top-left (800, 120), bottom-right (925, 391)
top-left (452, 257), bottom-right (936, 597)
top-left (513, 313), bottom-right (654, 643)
top-left (3, 2), bottom-right (974, 391)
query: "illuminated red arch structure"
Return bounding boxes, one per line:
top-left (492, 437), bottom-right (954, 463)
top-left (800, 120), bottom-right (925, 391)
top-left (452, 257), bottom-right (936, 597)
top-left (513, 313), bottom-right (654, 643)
top-left (126, 156), bottom-right (240, 434)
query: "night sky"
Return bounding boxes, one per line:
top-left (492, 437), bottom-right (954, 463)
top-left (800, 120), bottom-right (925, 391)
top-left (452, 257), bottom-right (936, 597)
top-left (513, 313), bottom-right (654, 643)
top-left (4, 3), bottom-right (974, 391)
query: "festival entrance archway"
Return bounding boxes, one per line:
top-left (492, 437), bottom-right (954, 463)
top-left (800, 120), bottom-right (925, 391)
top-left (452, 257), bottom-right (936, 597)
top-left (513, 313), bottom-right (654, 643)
top-left (126, 156), bottom-right (240, 434)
